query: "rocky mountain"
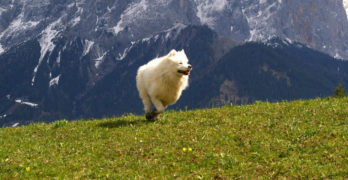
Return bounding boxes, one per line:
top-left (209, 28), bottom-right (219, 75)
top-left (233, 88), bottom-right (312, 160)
top-left (1, 0), bottom-right (347, 59)
top-left (0, 0), bottom-right (348, 126)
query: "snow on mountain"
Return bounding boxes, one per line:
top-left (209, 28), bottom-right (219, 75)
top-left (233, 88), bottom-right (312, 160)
top-left (344, 0), bottom-right (348, 18)
top-left (0, 1), bottom-right (48, 49)
top-left (82, 40), bottom-right (95, 57)
top-left (0, 11), bottom-right (39, 39)
top-left (116, 22), bottom-right (187, 61)
top-left (49, 75), bottom-right (61, 87)
top-left (113, 0), bottom-right (149, 36)
top-left (111, 0), bottom-right (185, 41)
top-left (56, 51), bottom-right (61, 65)
top-left (164, 23), bottom-right (187, 40)
top-left (242, 0), bottom-right (282, 41)
top-left (93, 45), bottom-right (108, 68)
top-left (0, 8), bottom-right (39, 43)
top-left (11, 122), bottom-right (19, 127)
top-left (0, 114), bottom-right (7, 119)
top-left (32, 17), bottom-right (63, 86)
top-left (117, 42), bottom-right (135, 61)
top-left (71, 16), bottom-right (81, 27)
top-left (15, 99), bottom-right (38, 108)
top-left (194, 0), bottom-right (228, 26)
top-left (94, 52), bottom-right (107, 68)
top-left (69, 1), bottom-right (84, 27)
top-left (0, 44), bottom-right (4, 54)
top-left (0, 7), bottom-right (5, 16)
top-left (241, 0), bottom-right (348, 59)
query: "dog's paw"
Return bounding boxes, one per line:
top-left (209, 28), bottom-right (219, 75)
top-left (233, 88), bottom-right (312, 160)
top-left (145, 112), bottom-right (153, 121)
top-left (146, 111), bottom-right (160, 121)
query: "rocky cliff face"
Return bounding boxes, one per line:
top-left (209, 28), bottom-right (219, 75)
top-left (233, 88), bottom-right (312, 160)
top-left (277, 0), bottom-right (348, 59)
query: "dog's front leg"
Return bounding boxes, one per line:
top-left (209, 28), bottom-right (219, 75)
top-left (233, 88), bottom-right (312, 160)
top-left (151, 98), bottom-right (165, 113)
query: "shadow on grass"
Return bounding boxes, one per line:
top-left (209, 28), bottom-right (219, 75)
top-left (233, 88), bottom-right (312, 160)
top-left (98, 119), bottom-right (151, 128)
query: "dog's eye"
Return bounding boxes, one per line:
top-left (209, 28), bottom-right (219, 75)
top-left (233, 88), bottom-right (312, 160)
top-left (179, 62), bottom-right (183, 64)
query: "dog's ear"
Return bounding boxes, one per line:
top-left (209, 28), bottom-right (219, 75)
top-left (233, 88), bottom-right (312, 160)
top-left (167, 49), bottom-right (177, 57)
top-left (180, 49), bottom-right (185, 53)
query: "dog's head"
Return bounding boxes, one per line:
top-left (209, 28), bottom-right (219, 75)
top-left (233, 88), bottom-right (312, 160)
top-left (167, 49), bottom-right (192, 76)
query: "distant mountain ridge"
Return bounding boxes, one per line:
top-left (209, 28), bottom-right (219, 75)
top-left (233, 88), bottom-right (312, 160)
top-left (1, 1), bottom-right (348, 126)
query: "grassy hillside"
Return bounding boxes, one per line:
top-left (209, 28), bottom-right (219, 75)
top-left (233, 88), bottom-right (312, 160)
top-left (0, 97), bottom-right (347, 179)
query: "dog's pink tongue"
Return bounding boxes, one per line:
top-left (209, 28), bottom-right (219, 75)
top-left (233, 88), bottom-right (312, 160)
top-left (187, 70), bottom-right (191, 75)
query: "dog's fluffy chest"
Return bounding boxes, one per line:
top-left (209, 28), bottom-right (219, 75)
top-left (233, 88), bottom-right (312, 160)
top-left (153, 76), bottom-right (187, 105)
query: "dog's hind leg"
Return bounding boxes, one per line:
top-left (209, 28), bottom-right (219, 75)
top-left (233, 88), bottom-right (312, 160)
top-left (142, 95), bottom-right (152, 114)
top-left (143, 96), bottom-right (155, 121)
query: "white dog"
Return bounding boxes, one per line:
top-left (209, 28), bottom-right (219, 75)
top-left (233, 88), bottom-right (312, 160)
top-left (136, 49), bottom-right (192, 120)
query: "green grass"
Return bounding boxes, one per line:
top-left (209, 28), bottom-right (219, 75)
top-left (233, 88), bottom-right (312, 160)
top-left (1, 97), bottom-right (348, 179)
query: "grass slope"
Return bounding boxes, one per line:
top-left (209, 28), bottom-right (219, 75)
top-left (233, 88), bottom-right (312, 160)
top-left (0, 98), bottom-right (348, 179)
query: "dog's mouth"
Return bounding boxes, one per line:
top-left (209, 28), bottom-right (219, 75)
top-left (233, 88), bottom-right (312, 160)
top-left (178, 69), bottom-right (191, 75)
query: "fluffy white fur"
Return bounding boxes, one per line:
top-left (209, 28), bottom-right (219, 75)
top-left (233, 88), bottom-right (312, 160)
top-left (136, 49), bottom-right (192, 120)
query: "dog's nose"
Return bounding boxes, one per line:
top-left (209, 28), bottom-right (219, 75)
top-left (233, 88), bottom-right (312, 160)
top-left (188, 65), bottom-right (192, 69)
